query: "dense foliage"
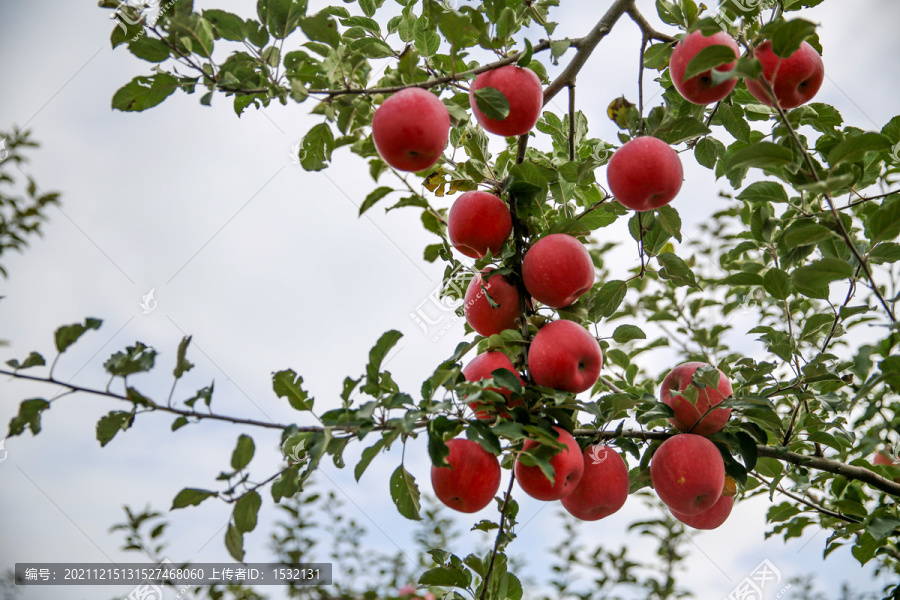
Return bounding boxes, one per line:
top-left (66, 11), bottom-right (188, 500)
top-left (4, 0), bottom-right (900, 598)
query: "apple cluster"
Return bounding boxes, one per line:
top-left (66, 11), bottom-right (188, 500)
top-left (670, 30), bottom-right (824, 110)
top-left (376, 29), bottom-right (825, 530)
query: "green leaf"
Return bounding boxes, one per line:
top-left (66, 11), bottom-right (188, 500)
top-left (612, 325), bottom-right (646, 343)
top-left (864, 196), bottom-right (900, 245)
top-left (7, 399), bottom-right (50, 436)
top-left (171, 488), bottom-right (217, 509)
top-left (473, 87), bottom-right (510, 121)
top-left (168, 15), bottom-right (215, 58)
top-left (358, 0), bottom-right (377, 17)
top-left (6, 352), bottom-right (46, 370)
top-left (264, 0), bottom-right (308, 39)
top-left (96, 411), bottom-right (133, 447)
top-left (683, 45), bottom-right (737, 81)
top-left (104, 343), bottom-right (157, 376)
top-left (724, 142), bottom-right (795, 172)
top-left (348, 37), bottom-right (394, 58)
top-left (720, 273), bottom-right (763, 285)
top-left (653, 117), bottom-right (711, 145)
top-left (365, 330), bottom-right (403, 391)
top-left (637, 402), bottom-right (674, 424)
top-left (174, 336), bottom-right (194, 379)
top-left (231, 434), bottom-right (255, 470)
top-left (763, 268), bottom-right (791, 300)
top-left (355, 438), bottom-right (386, 481)
top-left (717, 103), bottom-right (750, 143)
top-left (656, 205), bottom-right (681, 242)
top-left (591, 280), bottom-right (628, 319)
top-left (299, 122), bottom-right (334, 171)
top-left (467, 421), bottom-right (502, 455)
top-left (827, 132), bottom-right (891, 166)
top-left (755, 457), bottom-right (783, 477)
top-left (234, 490), bottom-right (261, 533)
top-left (390, 465), bottom-right (422, 520)
top-left (414, 18), bottom-right (440, 56)
top-left (868, 516), bottom-right (900, 541)
top-left (517, 38), bottom-right (534, 67)
top-left (419, 566), bottom-right (470, 587)
top-left (736, 181), bottom-right (788, 203)
top-left (851, 532), bottom-right (878, 565)
top-left (655, 0), bottom-right (683, 25)
top-left (273, 369), bottom-right (313, 411)
top-left (112, 74), bottom-right (179, 112)
top-left (204, 9), bottom-right (247, 41)
top-left (794, 172), bottom-right (855, 195)
top-left (225, 523), bottom-right (244, 562)
top-left (783, 223), bottom-right (835, 247)
top-left (657, 252), bottom-right (699, 288)
top-left (791, 258), bottom-right (853, 299)
top-left (771, 19), bottom-right (816, 58)
top-left (547, 218), bottom-right (591, 237)
top-left (694, 137), bottom-right (722, 169)
top-left (869, 243), bottom-right (900, 265)
top-left (127, 37), bottom-right (171, 62)
top-left (55, 317), bottom-right (102, 353)
top-left (643, 41), bottom-right (673, 70)
top-left (359, 186), bottom-right (394, 216)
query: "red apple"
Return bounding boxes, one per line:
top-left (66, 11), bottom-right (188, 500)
top-left (514, 427), bottom-right (584, 501)
top-left (462, 351), bottom-right (525, 419)
top-left (873, 451), bottom-right (899, 467)
top-left (448, 191), bottom-right (512, 259)
top-left (528, 320), bottom-right (603, 394)
top-left (464, 269), bottom-right (523, 337)
top-left (606, 136), bottom-right (683, 212)
top-left (660, 362), bottom-right (733, 437)
top-left (669, 30), bottom-right (740, 105)
top-left (522, 234), bottom-right (595, 308)
top-left (650, 434), bottom-right (725, 515)
top-left (469, 65), bottom-right (544, 136)
top-left (431, 438), bottom-right (501, 513)
top-left (372, 87), bottom-right (449, 172)
top-left (561, 445), bottom-right (630, 521)
top-left (745, 40), bottom-right (824, 110)
top-left (872, 450), bottom-right (900, 482)
top-left (670, 493), bottom-right (734, 530)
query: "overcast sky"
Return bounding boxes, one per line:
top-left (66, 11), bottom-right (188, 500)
top-left (2, 1), bottom-right (899, 599)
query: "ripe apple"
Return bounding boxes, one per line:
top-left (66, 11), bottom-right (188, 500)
top-left (514, 427), bottom-right (584, 501)
top-left (670, 493), bottom-right (734, 530)
top-left (448, 191), bottom-right (512, 259)
top-left (462, 351), bottom-right (525, 419)
top-left (522, 234), bottom-right (595, 308)
top-left (561, 445), bottom-right (630, 521)
top-left (469, 65), bottom-right (544, 137)
top-left (650, 434), bottom-right (725, 514)
top-left (464, 269), bottom-right (523, 337)
top-left (372, 87), bottom-right (449, 172)
top-left (872, 450), bottom-right (900, 482)
top-left (669, 30), bottom-right (740, 105)
top-left (660, 362), bottom-right (733, 437)
top-left (873, 451), bottom-right (899, 467)
top-left (606, 136), bottom-right (683, 212)
top-left (528, 320), bottom-right (603, 394)
top-left (745, 40), bottom-right (824, 109)
top-left (431, 438), bottom-right (501, 513)
top-left (398, 586), bottom-right (435, 600)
